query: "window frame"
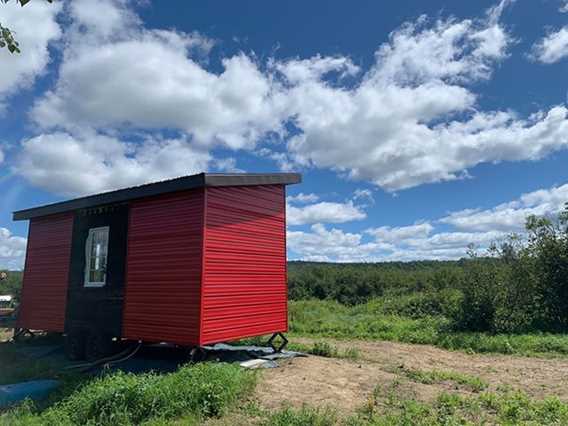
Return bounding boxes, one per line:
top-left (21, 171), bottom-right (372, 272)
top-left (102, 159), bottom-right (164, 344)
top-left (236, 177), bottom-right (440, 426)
top-left (84, 226), bottom-right (110, 288)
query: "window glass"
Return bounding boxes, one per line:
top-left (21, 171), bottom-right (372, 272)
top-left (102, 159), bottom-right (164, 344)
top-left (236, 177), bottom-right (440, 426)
top-left (84, 226), bottom-right (109, 287)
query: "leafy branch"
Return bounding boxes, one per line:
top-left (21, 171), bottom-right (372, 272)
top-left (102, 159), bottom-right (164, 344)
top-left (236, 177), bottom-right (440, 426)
top-left (0, 0), bottom-right (53, 54)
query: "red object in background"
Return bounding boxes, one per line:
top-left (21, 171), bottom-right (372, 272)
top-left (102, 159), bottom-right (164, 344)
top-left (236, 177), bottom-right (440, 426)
top-left (17, 213), bottom-right (73, 332)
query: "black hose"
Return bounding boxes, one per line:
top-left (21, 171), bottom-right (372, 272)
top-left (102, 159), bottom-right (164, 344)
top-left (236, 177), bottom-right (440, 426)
top-left (63, 342), bottom-right (142, 372)
top-left (103, 342), bottom-right (142, 369)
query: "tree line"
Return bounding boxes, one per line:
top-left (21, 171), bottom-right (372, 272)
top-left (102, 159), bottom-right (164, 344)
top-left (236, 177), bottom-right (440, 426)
top-left (290, 204), bottom-right (568, 334)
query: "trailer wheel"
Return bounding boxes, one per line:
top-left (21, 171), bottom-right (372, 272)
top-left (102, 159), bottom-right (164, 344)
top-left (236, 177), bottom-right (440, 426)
top-left (85, 331), bottom-right (114, 362)
top-left (64, 329), bottom-right (86, 361)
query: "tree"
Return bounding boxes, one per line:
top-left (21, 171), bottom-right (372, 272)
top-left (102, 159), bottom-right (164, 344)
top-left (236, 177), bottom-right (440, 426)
top-left (0, 0), bottom-right (52, 54)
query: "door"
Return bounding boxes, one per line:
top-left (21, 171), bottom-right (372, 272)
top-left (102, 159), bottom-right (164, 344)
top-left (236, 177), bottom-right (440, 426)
top-left (65, 204), bottom-right (129, 338)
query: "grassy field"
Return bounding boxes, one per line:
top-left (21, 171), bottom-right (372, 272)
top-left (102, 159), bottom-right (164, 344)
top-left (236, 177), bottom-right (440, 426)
top-left (3, 357), bottom-right (567, 425)
top-left (3, 333), bottom-right (568, 425)
top-left (261, 388), bottom-right (568, 426)
top-left (0, 359), bottom-right (257, 425)
top-left (289, 299), bottom-right (568, 357)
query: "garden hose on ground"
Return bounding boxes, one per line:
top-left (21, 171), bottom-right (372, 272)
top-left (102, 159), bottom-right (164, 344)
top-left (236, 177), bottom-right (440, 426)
top-left (63, 342), bottom-right (142, 373)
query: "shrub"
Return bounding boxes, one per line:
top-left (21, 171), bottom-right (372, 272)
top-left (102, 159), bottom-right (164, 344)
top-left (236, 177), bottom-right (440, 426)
top-left (450, 204), bottom-right (568, 334)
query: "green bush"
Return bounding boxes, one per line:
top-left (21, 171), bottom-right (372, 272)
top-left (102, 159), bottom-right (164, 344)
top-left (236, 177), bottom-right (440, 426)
top-left (450, 205), bottom-right (568, 334)
top-left (289, 299), bottom-right (568, 356)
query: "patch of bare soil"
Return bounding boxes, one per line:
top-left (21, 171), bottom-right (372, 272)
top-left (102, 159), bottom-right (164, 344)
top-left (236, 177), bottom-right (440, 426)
top-left (256, 355), bottom-right (439, 413)
top-left (255, 338), bottom-right (568, 412)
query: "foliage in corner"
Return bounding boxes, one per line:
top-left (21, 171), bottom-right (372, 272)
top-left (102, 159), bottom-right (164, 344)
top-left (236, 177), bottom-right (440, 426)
top-left (0, 0), bottom-right (53, 53)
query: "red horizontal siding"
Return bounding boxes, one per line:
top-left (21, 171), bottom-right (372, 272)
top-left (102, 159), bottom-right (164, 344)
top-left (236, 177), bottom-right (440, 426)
top-left (201, 185), bottom-right (287, 344)
top-left (122, 189), bottom-right (204, 345)
top-left (17, 213), bottom-right (73, 332)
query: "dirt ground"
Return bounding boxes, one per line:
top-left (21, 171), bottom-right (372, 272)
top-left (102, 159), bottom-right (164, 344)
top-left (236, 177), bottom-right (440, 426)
top-left (255, 338), bottom-right (568, 413)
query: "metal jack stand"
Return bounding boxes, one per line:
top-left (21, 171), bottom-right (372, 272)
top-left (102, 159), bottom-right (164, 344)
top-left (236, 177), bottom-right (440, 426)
top-left (267, 332), bottom-right (288, 353)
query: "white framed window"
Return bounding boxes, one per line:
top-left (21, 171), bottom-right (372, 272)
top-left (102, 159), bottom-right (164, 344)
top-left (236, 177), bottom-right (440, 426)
top-left (84, 226), bottom-right (109, 288)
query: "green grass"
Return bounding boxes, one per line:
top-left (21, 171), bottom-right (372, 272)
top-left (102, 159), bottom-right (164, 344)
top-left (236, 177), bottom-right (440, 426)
top-left (263, 405), bottom-right (338, 426)
top-left (288, 341), bottom-right (360, 360)
top-left (2, 336), bottom-right (566, 426)
top-left (261, 387), bottom-right (568, 426)
top-left (398, 367), bottom-right (488, 392)
top-left (357, 382), bottom-right (568, 426)
top-left (0, 363), bottom-right (256, 426)
top-left (289, 299), bottom-right (568, 357)
top-left (0, 342), bottom-right (73, 386)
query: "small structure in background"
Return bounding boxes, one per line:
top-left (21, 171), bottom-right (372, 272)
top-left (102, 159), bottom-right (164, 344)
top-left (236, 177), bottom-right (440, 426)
top-left (0, 295), bottom-right (14, 316)
top-left (0, 295), bottom-right (16, 329)
top-left (13, 173), bottom-right (301, 361)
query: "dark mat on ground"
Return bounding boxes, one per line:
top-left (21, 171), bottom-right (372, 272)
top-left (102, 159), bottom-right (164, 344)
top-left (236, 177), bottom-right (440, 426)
top-left (6, 340), bottom-right (305, 375)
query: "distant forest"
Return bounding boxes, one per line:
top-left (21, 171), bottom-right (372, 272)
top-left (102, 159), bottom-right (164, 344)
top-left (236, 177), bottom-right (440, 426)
top-left (289, 206), bottom-right (568, 334)
top-left (288, 259), bottom-right (472, 304)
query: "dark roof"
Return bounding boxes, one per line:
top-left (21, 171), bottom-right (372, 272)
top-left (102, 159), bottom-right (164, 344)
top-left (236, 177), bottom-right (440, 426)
top-left (13, 172), bottom-right (301, 221)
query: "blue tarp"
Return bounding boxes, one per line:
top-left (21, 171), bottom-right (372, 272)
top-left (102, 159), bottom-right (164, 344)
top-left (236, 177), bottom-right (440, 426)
top-left (0, 380), bottom-right (60, 408)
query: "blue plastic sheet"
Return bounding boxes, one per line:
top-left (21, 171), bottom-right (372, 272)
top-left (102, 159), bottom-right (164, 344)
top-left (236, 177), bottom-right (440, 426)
top-left (0, 380), bottom-right (59, 408)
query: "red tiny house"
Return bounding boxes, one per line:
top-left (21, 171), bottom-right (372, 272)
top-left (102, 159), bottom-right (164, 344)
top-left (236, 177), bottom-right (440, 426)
top-left (13, 173), bottom-right (300, 358)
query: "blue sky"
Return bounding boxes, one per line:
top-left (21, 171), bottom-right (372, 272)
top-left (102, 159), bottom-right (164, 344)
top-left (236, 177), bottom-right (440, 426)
top-left (0, 0), bottom-right (567, 268)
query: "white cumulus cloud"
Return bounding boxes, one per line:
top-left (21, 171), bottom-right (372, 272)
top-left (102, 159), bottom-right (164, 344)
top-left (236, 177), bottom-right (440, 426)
top-left (532, 27), bottom-right (568, 64)
top-left (287, 200), bottom-right (366, 226)
top-left (0, 228), bottom-right (27, 270)
top-left (30, 0), bottom-right (285, 151)
top-left (288, 182), bottom-right (568, 262)
top-left (15, 131), bottom-right (212, 196)
top-left (287, 192), bottom-right (320, 204)
top-left (11, 0), bottom-right (568, 198)
top-left (440, 183), bottom-right (568, 232)
top-left (366, 223), bottom-right (434, 243)
top-left (0, 0), bottom-right (61, 110)
top-left (280, 2), bottom-right (568, 191)
top-left (287, 224), bottom-right (380, 262)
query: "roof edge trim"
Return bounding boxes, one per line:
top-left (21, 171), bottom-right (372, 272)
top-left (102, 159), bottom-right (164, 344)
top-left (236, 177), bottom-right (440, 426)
top-left (13, 173), bottom-right (301, 221)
